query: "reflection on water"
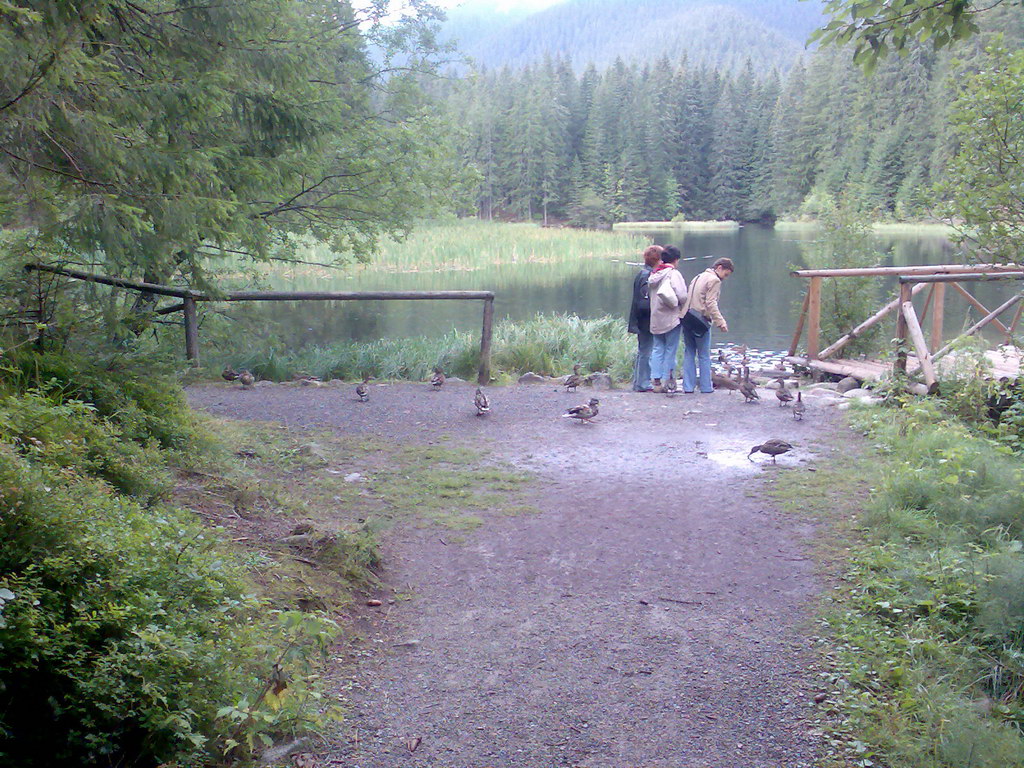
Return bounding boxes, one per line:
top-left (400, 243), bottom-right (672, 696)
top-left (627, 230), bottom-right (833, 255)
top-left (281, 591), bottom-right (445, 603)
top-left (228, 225), bottom-right (1011, 353)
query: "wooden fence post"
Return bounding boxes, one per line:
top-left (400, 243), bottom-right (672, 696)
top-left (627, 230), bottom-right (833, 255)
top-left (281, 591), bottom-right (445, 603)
top-left (183, 297), bottom-right (199, 365)
top-left (930, 282), bottom-right (945, 353)
top-left (477, 296), bottom-right (494, 385)
top-left (901, 301), bottom-right (937, 392)
top-left (788, 291), bottom-right (809, 357)
top-left (895, 283), bottom-right (911, 374)
top-left (807, 277), bottom-right (822, 359)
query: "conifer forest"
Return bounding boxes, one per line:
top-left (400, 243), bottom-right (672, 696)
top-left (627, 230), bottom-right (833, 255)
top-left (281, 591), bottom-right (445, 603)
top-left (439, 5), bottom-right (1024, 226)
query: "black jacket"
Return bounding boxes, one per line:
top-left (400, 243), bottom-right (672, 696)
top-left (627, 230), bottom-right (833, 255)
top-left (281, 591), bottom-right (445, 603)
top-left (627, 265), bottom-right (653, 335)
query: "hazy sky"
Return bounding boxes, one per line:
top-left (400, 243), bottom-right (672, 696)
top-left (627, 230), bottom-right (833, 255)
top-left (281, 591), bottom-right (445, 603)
top-left (439, 0), bottom-right (562, 12)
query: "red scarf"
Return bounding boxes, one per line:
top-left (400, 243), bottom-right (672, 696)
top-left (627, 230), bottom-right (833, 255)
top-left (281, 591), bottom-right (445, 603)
top-left (652, 263), bottom-right (674, 273)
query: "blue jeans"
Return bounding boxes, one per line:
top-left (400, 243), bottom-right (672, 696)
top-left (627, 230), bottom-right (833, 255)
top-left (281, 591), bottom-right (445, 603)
top-left (682, 326), bottom-right (713, 393)
top-left (650, 324), bottom-right (681, 382)
top-left (632, 328), bottom-right (654, 391)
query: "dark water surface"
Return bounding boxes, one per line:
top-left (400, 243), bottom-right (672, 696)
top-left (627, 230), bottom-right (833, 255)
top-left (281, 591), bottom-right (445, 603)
top-left (240, 225), bottom-right (1010, 354)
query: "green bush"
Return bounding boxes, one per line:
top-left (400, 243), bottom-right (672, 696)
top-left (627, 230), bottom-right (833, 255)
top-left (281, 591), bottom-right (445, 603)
top-left (0, 356), bottom-right (336, 766)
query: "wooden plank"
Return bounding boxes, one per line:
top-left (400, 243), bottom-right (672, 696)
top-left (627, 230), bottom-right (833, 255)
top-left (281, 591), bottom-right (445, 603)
top-left (951, 282), bottom-right (1010, 334)
top-left (807, 277), bottom-right (822, 359)
top-left (26, 263), bottom-right (198, 299)
top-left (1009, 299), bottom-right (1024, 337)
top-left (933, 293), bottom-right (1024, 362)
top-left (223, 290), bottom-right (495, 302)
top-left (788, 291), bottom-right (810, 357)
top-left (477, 297), bottom-right (495, 386)
top-left (899, 272), bottom-right (1024, 283)
top-left (895, 283), bottom-right (911, 373)
top-left (902, 301), bottom-right (937, 391)
top-left (792, 264), bottom-right (1020, 278)
top-left (931, 282), bottom-right (945, 353)
top-left (785, 355), bottom-right (889, 381)
top-left (818, 282), bottom-right (927, 360)
top-left (183, 297), bottom-right (199, 364)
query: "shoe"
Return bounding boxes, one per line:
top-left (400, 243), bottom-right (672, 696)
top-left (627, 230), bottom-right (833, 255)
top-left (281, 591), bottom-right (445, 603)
top-left (634, 387), bottom-right (653, 393)
top-left (683, 390), bottom-right (694, 394)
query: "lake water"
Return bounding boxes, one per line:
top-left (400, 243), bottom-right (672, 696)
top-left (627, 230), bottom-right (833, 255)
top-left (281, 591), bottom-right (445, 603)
top-left (239, 225), bottom-right (1012, 355)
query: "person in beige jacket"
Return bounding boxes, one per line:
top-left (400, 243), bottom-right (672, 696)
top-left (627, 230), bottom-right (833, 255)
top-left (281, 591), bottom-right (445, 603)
top-left (645, 246), bottom-right (688, 392)
top-left (681, 257), bottom-right (734, 393)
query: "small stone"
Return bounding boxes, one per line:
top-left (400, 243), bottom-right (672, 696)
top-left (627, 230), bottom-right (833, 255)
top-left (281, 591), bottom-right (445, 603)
top-left (344, 472), bottom-right (363, 483)
top-left (366, 599), bottom-right (383, 607)
top-left (843, 388), bottom-right (872, 399)
top-left (588, 372), bottom-right (614, 390)
top-left (836, 376), bottom-right (860, 393)
top-left (517, 372), bottom-right (547, 384)
top-left (255, 380), bottom-right (275, 388)
top-left (813, 692), bottom-right (828, 703)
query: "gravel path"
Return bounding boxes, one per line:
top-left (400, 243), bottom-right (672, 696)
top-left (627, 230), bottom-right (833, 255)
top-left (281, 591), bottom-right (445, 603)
top-left (189, 380), bottom-right (843, 767)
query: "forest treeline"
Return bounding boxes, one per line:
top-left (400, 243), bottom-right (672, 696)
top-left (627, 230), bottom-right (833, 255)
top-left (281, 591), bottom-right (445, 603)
top-left (442, 8), bottom-right (1024, 226)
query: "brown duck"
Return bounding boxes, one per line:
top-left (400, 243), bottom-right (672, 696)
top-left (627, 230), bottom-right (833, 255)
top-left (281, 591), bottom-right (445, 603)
top-left (775, 379), bottom-right (794, 407)
top-left (355, 375), bottom-right (370, 402)
top-left (474, 387), bottom-right (490, 416)
top-left (430, 367), bottom-right (445, 389)
top-left (563, 364), bottom-right (583, 392)
top-left (238, 370), bottom-right (255, 389)
top-left (748, 438), bottom-right (793, 463)
top-left (563, 397), bottom-right (599, 424)
top-left (792, 391), bottom-right (806, 421)
top-left (739, 367), bottom-right (759, 403)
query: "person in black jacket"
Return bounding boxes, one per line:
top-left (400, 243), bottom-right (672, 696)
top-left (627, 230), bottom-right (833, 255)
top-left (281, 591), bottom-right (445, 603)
top-left (628, 244), bottom-right (667, 391)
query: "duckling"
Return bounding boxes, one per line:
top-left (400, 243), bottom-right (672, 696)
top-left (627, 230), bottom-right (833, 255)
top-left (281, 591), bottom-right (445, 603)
top-left (430, 367), bottom-right (445, 390)
top-left (474, 387), bottom-right (490, 416)
top-left (739, 367), bottom-right (759, 403)
top-left (748, 438), bottom-right (793, 464)
top-left (563, 363), bottom-right (583, 392)
top-left (563, 397), bottom-right (599, 424)
top-left (238, 369), bottom-right (255, 389)
top-left (792, 391), bottom-right (806, 421)
top-left (355, 374), bottom-right (370, 402)
top-left (775, 379), bottom-right (794, 407)
top-left (717, 349), bottom-right (729, 367)
top-left (222, 366), bottom-right (239, 382)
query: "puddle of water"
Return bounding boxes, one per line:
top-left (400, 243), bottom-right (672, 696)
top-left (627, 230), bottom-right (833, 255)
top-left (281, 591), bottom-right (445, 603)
top-left (706, 450), bottom-right (760, 471)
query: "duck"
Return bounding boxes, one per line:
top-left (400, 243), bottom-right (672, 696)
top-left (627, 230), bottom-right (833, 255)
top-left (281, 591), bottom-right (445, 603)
top-left (474, 388), bottom-right (490, 416)
top-left (748, 438), bottom-right (793, 463)
top-left (775, 379), bottom-right (794, 407)
top-left (712, 371), bottom-right (740, 393)
top-left (563, 364), bottom-right (584, 392)
top-left (563, 397), bottom-right (599, 424)
top-left (717, 349), bottom-right (729, 367)
top-left (792, 391), bottom-right (805, 421)
top-left (665, 374), bottom-right (678, 396)
top-left (238, 369), bottom-right (255, 389)
top-left (355, 375), bottom-right (370, 402)
top-left (430, 367), bottom-right (445, 389)
top-left (222, 366), bottom-right (239, 382)
top-left (739, 367), bottom-right (759, 403)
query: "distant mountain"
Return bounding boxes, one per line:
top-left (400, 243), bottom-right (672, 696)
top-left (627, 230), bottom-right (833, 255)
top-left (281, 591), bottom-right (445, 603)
top-left (440, 0), bottom-right (824, 72)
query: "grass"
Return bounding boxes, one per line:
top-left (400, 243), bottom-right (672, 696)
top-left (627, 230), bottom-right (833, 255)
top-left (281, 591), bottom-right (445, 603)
top-left (766, 401), bottom-right (1024, 768)
top-left (254, 219), bottom-right (648, 280)
top-left (774, 220), bottom-right (957, 238)
top-left (219, 313), bottom-right (638, 383)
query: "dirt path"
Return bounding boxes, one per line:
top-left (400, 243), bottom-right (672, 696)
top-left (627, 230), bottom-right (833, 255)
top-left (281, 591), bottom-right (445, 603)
top-left (189, 381), bottom-right (843, 768)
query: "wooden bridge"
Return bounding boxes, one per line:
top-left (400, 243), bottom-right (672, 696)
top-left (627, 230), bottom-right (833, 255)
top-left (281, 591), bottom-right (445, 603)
top-left (785, 264), bottom-right (1023, 391)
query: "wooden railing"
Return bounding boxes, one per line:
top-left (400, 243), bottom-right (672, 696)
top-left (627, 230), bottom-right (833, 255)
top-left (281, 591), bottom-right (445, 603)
top-left (787, 264), bottom-right (1024, 390)
top-left (24, 264), bottom-right (497, 385)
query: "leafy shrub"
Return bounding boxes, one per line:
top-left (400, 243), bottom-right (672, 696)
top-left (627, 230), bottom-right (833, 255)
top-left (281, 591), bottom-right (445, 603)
top-left (0, 356), bottom-right (336, 766)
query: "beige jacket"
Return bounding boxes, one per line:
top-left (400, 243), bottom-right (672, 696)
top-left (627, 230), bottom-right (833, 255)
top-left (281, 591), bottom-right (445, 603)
top-left (647, 267), bottom-right (688, 335)
top-left (683, 268), bottom-right (728, 331)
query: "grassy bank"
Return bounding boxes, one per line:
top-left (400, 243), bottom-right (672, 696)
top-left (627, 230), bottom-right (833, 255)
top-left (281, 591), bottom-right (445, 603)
top-left (771, 400), bottom-right (1024, 767)
top-left (221, 313), bottom-right (638, 383)
top-left (258, 219), bottom-right (648, 281)
top-left (775, 220), bottom-right (957, 238)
